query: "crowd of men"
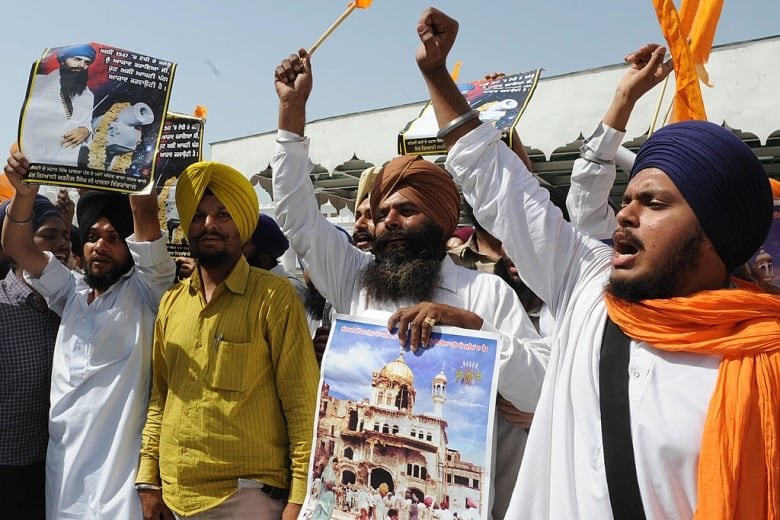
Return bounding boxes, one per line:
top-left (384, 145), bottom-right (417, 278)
top-left (1, 6), bottom-right (778, 520)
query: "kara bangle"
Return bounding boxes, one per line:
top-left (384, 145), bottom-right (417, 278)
top-left (135, 483), bottom-right (162, 491)
top-left (436, 110), bottom-right (480, 139)
top-left (5, 211), bottom-right (33, 225)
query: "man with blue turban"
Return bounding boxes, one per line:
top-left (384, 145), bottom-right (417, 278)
top-left (21, 43), bottom-right (97, 166)
top-left (416, 8), bottom-right (779, 520)
top-left (136, 161), bottom-right (319, 520)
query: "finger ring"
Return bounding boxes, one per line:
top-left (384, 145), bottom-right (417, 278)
top-left (424, 317), bottom-right (436, 327)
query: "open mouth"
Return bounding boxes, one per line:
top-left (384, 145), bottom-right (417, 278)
top-left (612, 231), bottom-right (641, 268)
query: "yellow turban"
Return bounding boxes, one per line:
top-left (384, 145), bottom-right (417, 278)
top-left (370, 155), bottom-right (460, 238)
top-left (355, 166), bottom-right (382, 205)
top-left (175, 161), bottom-right (259, 244)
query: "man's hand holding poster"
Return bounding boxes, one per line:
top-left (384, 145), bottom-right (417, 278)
top-left (18, 42), bottom-right (175, 193)
top-left (302, 314), bottom-right (499, 520)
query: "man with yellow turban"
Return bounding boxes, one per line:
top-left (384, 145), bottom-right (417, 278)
top-left (273, 50), bottom-right (549, 520)
top-left (136, 161), bottom-right (319, 520)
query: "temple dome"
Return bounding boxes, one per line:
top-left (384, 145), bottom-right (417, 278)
top-left (379, 353), bottom-right (414, 386)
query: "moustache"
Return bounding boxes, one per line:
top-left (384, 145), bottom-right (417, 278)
top-left (195, 231), bottom-right (228, 242)
top-left (612, 228), bottom-right (645, 253)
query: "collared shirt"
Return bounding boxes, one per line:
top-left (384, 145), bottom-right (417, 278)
top-left (26, 235), bottom-right (175, 519)
top-left (447, 233), bottom-right (499, 273)
top-left (272, 135), bottom-right (550, 520)
top-left (447, 122), bottom-right (721, 520)
top-left (137, 257), bottom-right (319, 515)
top-left (0, 270), bottom-right (59, 465)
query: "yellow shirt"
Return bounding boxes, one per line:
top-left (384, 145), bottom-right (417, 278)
top-left (137, 257), bottom-right (319, 514)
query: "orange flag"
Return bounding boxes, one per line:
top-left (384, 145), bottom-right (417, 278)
top-left (194, 105), bottom-right (208, 119)
top-left (353, 0), bottom-right (372, 7)
top-left (679, 0), bottom-right (723, 86)
top-left (653, 0), bottom-right (707, 121)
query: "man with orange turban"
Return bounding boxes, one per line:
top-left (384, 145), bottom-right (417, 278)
top-left (273, 50), bottom-right (549, 520)
top-left (415, 7), bottom-right (779, 520)
top-left (136, 161), bottom-right (319, 520)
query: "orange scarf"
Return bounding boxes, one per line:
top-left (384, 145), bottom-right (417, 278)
top-left (604, 282), bottom-right (780, 519)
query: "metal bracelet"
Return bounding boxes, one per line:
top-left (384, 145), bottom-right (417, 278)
top-left (135, 483), bottom-right (162, 491)
top-left (5, 211), bottom-right (33, 225)
top-left (436, 110), bottom-right (480, 139)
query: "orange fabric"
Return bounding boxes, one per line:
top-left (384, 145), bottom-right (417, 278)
top-left (370, 155), bottom-right (460, 238)
top-left (353, 0), bottom-right (372, 8)
top-left (653, 0), bottom-right (707, 121)
top-left (770, 178), bottom-right (780, 199)
top-left (0, 174), bottom-right (14, 203)
top-left (683, 0), bottom-right (723, 87)
top-left (604, 285), bottom-right (780, 519)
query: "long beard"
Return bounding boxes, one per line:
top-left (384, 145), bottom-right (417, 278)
top-left (607, 228), bottom-right (704, 302)
top-left (84, 256), bottom-right (133, 292)
top-left (361, 224), bottom-right (445, 304)
top-left (305, 280), bottom-right (328, 320)
top-left (59, 67), bottom-right (89, 100)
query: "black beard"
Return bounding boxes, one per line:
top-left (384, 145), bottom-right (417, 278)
top-left (305, 279), bottom-right (327, 320)
top-left (84, 256), bottom-right (133, 292)
top-left (361, 223), bottom-right (445, 303)
top-left (194, 250), bottom-right (232, 268)
top-left (59, 66), bottom-right (88, 101)
top-left (607, 228), bottom-right (704, 302)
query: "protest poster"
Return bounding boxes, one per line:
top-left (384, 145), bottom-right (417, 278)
top-left (18, 42), bottom-right (175, 193)
top-left (398, 69), bottom-right (541, 156)
top-left (155, 112), bottom-right (205, 257)
top-left (746, 196), bottom-right (780, 291)
top-left (301, 314), bottom-right (499, 520)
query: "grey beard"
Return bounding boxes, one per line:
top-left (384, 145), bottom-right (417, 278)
top-left (361, 256), bottom-right (442, 304)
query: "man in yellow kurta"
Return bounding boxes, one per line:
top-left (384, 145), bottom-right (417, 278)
top-left (136, 161), bottom-right (319, 520)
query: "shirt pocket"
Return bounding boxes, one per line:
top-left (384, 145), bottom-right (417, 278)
top-left (208, 340), bottom-right (252, 392)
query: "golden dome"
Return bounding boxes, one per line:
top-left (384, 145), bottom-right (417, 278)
top-left (433, 370), bottom-right (447, 384)
top-left (379, 353), bottom-right (414, 386)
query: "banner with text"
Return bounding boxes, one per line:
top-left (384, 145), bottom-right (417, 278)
top-left (156, 112), bottom-right (204, 257)
top-left (18, 42), bottom-right (176, 193)
top-left (398, 69), bottom-right (541, 156)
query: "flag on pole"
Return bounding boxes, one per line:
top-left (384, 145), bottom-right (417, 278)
top-left (653, 0), bottom-right (722, 122)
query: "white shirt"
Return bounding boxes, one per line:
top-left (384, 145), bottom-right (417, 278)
top-left (446, 123), bottom-right (721, 520)
top-left (272, 133), bottom-right (549, 518)
top-left (22, 69), bottom-right (94, 166)
top-left (26, 235), bottom-right (175, 519)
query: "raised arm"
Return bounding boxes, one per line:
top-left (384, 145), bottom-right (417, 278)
top-left (415, 8), bottom-right (481, 149)
top-left (2, 146), bottom-right (47, 277)
top-left (129, 192), bottom-right (163, 243)
top-left (567, 44), bottom-right (673, 240)
top-left (272, 50), bottom-right (370, 311)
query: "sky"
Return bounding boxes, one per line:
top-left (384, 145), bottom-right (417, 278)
top-left (2, 0), bottom-right (779, 159)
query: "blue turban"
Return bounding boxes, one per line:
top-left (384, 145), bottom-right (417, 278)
top-left (0, 195), bottom-right (63, 233)
top-left (58, 44), bottom-right (96, 62)
top-left (631, 120), bottom-right (773, 271)
top-left (250, 214), bottom-right (289, 259)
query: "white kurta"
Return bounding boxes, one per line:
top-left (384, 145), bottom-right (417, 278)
top-left (446, 123), bottom-right (721, 520)
top-left (26, 235), bottom-right (175, 519)
top-left (272, 133), bottom-right (549, 519)
top-left (22, 69), bottom-right (94, 166)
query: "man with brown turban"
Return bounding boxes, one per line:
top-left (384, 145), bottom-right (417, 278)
top-left (273, 50), bottom-right (549, 520)
top-left (136, 161), bottom-right (319, 520)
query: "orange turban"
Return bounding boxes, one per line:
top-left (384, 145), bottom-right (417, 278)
top-left (370, 156), bottom-right (460, 238)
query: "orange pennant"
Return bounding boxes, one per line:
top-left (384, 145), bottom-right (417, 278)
top-left (194, 105), bottom-right (208, 119)
top-left (353, 0), bottom-right (372, 8)
top-left (653, 0), bottom-right (707, 122)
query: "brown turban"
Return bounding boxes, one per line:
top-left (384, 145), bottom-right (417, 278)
top-left (370, 155), bottom-right (460, 238)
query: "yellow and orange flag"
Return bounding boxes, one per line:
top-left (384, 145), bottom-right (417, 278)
top-left (653, 0), bottom-right (723, 122)
top-left (194, 105), bottom-right (208, 119)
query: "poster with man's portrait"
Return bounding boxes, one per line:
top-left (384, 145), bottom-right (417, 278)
top-left (18, 42), bottom-right (176, 193)
top-left (301, 314), bottom-right (499, 520)
top-left (398, 69), bottom-right (541, 156)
